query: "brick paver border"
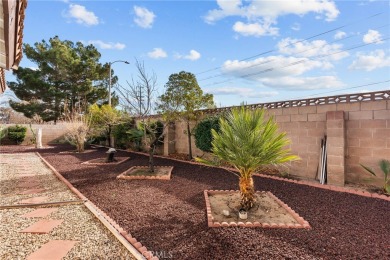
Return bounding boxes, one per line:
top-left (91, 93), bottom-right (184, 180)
top-left (36, 152), bottom-right (154, 260)
top-left (204, 190), bottom-right (311, 229)
top-left (81, 157), bottom-right (130, 166)
top-left (117, 166), bottom-right (173, 180)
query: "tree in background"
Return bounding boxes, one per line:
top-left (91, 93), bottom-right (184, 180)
top-left (157, 71), bottom-right (214, 159)
top-left (89, 104), bottom-right (125, 147)
top-left (117, 59), bottom-right (163, 172)
top-left (8, 36), bottom-right (117, 123)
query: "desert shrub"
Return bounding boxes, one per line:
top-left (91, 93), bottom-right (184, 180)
top-left (126, 127), bottom-right (144, 151)
top-left (113, 121), bottom-right (135, 149)
top-left (8, 125), bottom-right (27, 144)
top-left (194, 116), bottom-right (220, 152)
top-left (64, 115), bottom-right (91, 153)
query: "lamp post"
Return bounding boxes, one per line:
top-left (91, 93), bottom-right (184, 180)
top-left (108, 60), bottom-right (129, 106)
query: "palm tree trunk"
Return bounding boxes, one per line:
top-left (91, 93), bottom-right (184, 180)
top-left (239, 175), bottom-right (255, 210)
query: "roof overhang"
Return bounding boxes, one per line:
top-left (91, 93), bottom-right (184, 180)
top-left (0, 0), bottom-right (27, 93)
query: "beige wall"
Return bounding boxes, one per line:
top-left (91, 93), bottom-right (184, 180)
top-left (2, 123), bottom-right (70, 145)
top-left (167, 99), bottom-right (390, 187)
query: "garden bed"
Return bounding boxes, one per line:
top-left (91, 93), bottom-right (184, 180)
top-left (117, 166), bottom-right (173, 180)
top-left (82, 157), bottom-right (130, 165)
top-left (204, 190), bottom-right (310, 228)
top-left (1, 144), bottom-right (389, 259)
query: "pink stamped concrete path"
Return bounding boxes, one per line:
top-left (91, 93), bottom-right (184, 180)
top-left (18, 188), bottom-right (46, 195)
top-left (26, 240), bottom-right (79, 260)
top-left (18, 196), bottom-right (49, 204)
top-left (19, 219), bottom-right (64, 234)
top-left (13, 161), bottom-right (79, 259)
top-left (22, 208), bottom-right (58, 218)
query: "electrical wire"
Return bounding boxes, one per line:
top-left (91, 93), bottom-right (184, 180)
top-left (195, 12), bottom-right (385, 76)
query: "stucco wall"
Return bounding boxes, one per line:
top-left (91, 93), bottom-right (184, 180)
top-left (1, 123), bottom-right (70, 145)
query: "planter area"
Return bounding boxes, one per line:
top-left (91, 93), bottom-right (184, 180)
top-left (204, 190), bottom-right (310, 229)
top-left (117, 166), bottom-right (173, 180)
top-left (1, 144), bottom-right (389, 259)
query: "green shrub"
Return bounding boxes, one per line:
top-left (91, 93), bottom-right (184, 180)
top-left (113, 121), bottom-right (134, 149)
top-left (8, 125), bottom-right (27, 145)
top-left (148, 120), bottom-right (164, 146)
top-left (194, 116), bottom-right (220, 152)
top-left (126, 128), bottom-right (144, 151)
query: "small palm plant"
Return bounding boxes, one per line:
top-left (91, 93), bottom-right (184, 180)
top-left (360, 159), bottom-right (390, 194)
top-left (197, 107), bottom-right (299, 210)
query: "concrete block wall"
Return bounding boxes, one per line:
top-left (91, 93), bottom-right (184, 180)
top-left (345, 100), bottom-right (390, 187)
top-left (165, 98), bottom-right (390, 187)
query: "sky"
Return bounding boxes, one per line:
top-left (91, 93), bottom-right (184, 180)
top-left (2, 0), bottom-right (390, 108)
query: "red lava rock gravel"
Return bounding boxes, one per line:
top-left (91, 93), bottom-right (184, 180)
top-left (2, 144), bottom-right (389, 259)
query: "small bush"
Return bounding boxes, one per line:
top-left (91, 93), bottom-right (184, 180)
top-left (126, 128), bottom-right (144, 151)
top-left (8, 125), bottom-right (27, 144)
top-left (194, 116), bottom-right (220, 152)
top-left (113, 121), bottom-right (134, 149)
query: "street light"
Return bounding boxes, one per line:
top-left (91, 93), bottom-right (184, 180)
top-left (108, 60), bottom-right (129, 106)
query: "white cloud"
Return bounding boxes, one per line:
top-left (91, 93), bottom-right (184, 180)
top-left (349, 49), bottom-right (390, 71)
top-left (233, 21), bottom-right (278, 37)
top-left (222, 56), bottom-right (325, 80)
top-left (291, 23), bottom-right (301, 31)
top-left (133, 6), bottom-right (155, 28)
top-left (220, 55), bottom-right (345, 90)
top-left (147, 48), bottom-right (167, 59)
top-left (176, 50), bottom-right (201, 61)
top-left (87, 40), bottom-right (126, 50)
top-left (277, 38), bottom-right (349, 61)
top-left (205, 87), bottom-right (278, 98)
top-left (66, 4), bottom-right (99, 26)
top-left (334, 31), bottom-right (346, 39)
top-left (261, 76), bottom-right (344, 90)
top-left (363, 30), bottom-right (383, 44)
top-left (204, 0), bottom-right (339, 37)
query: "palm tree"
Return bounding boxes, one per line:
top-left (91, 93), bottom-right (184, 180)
top-left (202, 107), bottom-right (299, 210)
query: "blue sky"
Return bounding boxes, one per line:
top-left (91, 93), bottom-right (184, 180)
top-left (4, 0), bottom-right (390, 108)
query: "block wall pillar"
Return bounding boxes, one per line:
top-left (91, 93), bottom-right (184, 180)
top-left (164, 122), bottom-right (176, 156)
top-left (326, 111), bottom-right (345, 186)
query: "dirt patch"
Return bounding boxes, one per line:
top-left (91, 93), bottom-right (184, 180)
top-left (208, 191), bottom-right (299, 225)
top-left (117, 166), bottom-right (173, 180)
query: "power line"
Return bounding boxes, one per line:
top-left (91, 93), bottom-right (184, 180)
top-left (201, 36), bottom-right (389, 87)
top-left (292, 79), bottom-right (390, 100)
top-left (195, 12), bottom-right (385, 77)
top-left (198, 23), bottom-right (388, 82)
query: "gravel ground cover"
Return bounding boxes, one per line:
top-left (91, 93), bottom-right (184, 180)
top-left (0, 152), bottom-right (135, 260)
top-left (0, 153), bottom-right (78, 206)
top-left (2, 144), bottom-right (389, 259)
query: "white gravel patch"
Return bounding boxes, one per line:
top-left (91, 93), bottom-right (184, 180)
top-left (0, 153), bottom-right (136, 259)
top-left (0, 153), bottom-right (78, 206)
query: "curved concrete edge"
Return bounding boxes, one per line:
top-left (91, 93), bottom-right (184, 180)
top-left (35, 152), bottom-right (152, 260)
top-left (98, 147), bottom-right (390, 202)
